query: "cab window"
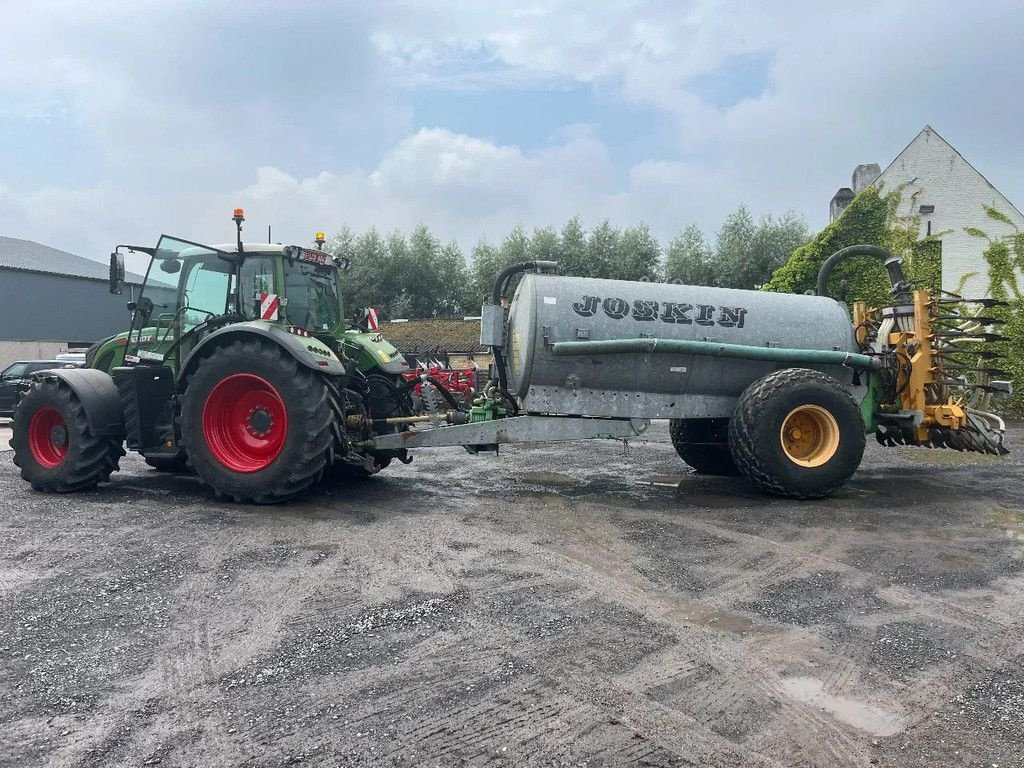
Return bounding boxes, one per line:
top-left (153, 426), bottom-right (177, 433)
top-left (238, 257), bottom-right (276, 320)
top-left (181, 259), bottom-right (231, 325)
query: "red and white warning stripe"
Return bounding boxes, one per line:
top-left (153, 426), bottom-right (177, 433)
top-left (260, 291), bottom-right (280, 321)
top-left (365, 307), bottom-right (380, 331)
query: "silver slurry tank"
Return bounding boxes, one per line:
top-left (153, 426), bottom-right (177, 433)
top-left (504, 274), bottom-right (860, 419)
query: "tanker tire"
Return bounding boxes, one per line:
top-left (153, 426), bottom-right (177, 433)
top-left (11, 379), bottom-right (124, 493)
top-left (728, 368), bottom-right (865, 499)
top-left (669, 418), bottom-right (739, 476)
top-left (179, 338), bottom-right (333, 504)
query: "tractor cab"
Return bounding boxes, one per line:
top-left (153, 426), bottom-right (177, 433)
top-left (105, 218), bottom-right (367, 377)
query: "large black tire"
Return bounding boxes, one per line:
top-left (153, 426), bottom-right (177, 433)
top-left (11, 379), bottom-right (124, 492)
top-left (669, 418), bottom-right (739, 476)
top-left (179, 338), bottom-right (333, 503)
top-left (728, 368), bottom-right (865, 499)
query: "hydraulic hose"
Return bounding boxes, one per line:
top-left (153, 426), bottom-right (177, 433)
top-left (816, 245), bottom-right (911, 303)
top-left (551, 337), bottom-right (879, 370)
top-left (423, 376), bottom-right (465, 411)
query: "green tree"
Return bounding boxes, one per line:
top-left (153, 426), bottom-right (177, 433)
top-left (558, 216), bottom-right (589, 276)
top-left (400, 224), bottom-right (467, 318)
top-left (529, 226), bottom-right (561, 263)
top-left (586, 219), bottom-right (621, 279)
top-left (713, 205), bottom-right (757, 288)
top-left (468, 237), bottom-right (501, 305)
top-left (665, 223), bottom-right (712, 285)
top-left (616, 223), bottom-right (662, 282)
top-left (742, 210), bottom-right (810, 290)
top-left (337, 227), bottom-right (394, 319)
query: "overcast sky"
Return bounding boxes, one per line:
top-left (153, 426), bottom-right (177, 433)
top-left (2, 0), bottom-right (1021, 274)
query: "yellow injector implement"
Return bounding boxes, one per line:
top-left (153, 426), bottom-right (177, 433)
top-left (821, 246), bottom-right (1009, 455)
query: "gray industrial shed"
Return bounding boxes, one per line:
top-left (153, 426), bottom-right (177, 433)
top-left (0, 236), bottom-right (170, 368)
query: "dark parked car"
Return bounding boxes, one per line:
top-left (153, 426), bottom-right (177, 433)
top-left (0, 360), bottom-right (82, 417)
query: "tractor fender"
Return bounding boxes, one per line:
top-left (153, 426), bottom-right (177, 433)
top-left (179, 322), bottom-right (347, 381)
top-left (30, 368), bottom-right (126, 437)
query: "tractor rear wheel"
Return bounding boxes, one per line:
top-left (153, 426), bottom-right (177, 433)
top-left (669, 418), bottom-right (739, 476)
top-left (179, 339), bottom-right (333, 503)
top-left (11, 379), bottom-right (124, 492)
top-left (728, 368), bottom-right (865, 499)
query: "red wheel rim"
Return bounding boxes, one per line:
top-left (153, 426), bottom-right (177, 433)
top-left (202, 374), bottom-right (288, 472)
top-left (28, 406), bottom-right (69, 468)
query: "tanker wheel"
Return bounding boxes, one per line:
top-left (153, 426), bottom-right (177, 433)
top-left (179, 338), bottom-right (333, 503)
top-left (10, 379), bottom-right (125, 493)
top-left (669, 418), bottom-right (739, 476)
top-left (144, 453), bottom-right (190, 473)
top-left (728, 368), bottom-right (865, 499)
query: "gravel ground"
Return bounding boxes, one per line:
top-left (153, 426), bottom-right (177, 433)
top-left (1, 420), bottom-right (1022, 767)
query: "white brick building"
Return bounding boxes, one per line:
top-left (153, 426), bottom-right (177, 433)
top-left (830, 126), bottom-right (1024, 297)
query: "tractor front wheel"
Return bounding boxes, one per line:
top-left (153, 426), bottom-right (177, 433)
top-left (11, 379), bottom-right (124, 492)
top-left (179, 339), bottom-right (333, 503)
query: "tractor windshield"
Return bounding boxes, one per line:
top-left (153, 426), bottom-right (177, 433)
top-left (283, 260), bottom-right (341, 331)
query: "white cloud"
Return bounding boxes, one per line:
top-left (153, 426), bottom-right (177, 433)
top-left (1, 0), bottom-right (1022, 273)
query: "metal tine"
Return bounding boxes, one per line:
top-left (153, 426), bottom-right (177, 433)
top-left (936, 365), bottom-right (1012, 377)
top-left (932, 315), bottom-right (1004, 325)
top-left (936, 298), bottom-right (1010, 308)
top-left (931, 332), bottom-right (1011, 342)
top-left (933, 350), bottom-right (1002, 360)
top-left (937, 380), bottom-right (1011, 392)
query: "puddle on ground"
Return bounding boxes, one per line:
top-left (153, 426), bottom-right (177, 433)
top-left (986, 507), bottom-right (1024, 541)
top-left (662, 602), bottom-right (756, 634)
top-left (517, 471), bottom-right (582, 487)
top-left (780, 677), bottom-right (906, 737)
top-left (636, 475), bottom-right (687, 488)
top-left (936, 552), bottom-right (978, 568)
top-left (672, 491), bottom-right (763, 509)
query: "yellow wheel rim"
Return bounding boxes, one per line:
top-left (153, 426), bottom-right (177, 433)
top-left (780, 404), bottom-right (840, 467)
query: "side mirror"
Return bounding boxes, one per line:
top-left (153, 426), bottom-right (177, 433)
top-left (109, 252), bottom-right (125, 295)
top-left (159, 258), bottom-right (181, 274)
top-left (334, 256), bottom-right (351, 271)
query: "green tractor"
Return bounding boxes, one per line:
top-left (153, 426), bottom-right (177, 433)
top-left (10, 210), bottom-right (418, 503)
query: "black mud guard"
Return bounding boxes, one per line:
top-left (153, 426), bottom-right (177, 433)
top-left (31, 368), bottom-right (126, 437)
top-left (178, 322), bottom-right (347, 382)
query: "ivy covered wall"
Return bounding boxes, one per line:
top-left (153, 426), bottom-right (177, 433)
top-left (762, 187), bottom-right (942, 305)
top-left (968, 213), bottom-right (1024, 415)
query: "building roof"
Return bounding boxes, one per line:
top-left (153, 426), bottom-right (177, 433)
top-left (380, 318), bottom-right (487, 355)
top-left (878, 125), bottom-right (1024, 220)
top-left (0, 236), bottom-right (148, 284)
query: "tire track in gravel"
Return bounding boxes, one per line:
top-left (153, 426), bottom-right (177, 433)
top-left (464, 492), bottom-right (877, 767)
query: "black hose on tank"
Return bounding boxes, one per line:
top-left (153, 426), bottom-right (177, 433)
top-left (816, 245), bottom-right (911, 303)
